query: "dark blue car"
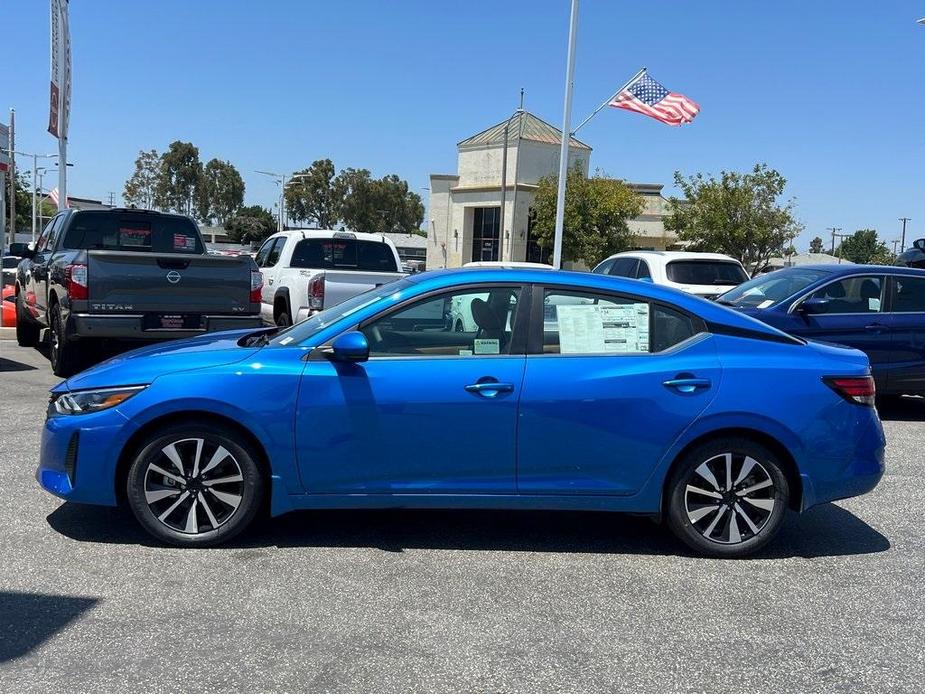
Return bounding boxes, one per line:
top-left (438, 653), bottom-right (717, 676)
top-left (718, 264), bottom-right (925, 396)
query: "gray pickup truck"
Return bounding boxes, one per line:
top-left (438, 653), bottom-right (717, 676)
top-left (13, 208), bottom-right (262, 376)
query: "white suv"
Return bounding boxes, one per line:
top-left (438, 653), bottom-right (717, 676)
top-left (593, 251), bottom-right (749, 299)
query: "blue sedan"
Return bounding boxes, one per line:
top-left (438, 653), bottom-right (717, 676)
top-left (37, 268), bottom-right (884, 557)
top-left (718, 264), bottom-right (925, 396)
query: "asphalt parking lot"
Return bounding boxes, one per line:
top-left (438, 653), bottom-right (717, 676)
top-left (0, 342), bottom-right (923, 693)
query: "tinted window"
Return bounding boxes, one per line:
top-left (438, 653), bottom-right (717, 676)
top-left (609, 258), bottom-right (638, 277)
top-left (290, 238), bottom-right (398, 272)
top-left (35, 216), bottom-right (58, 252)
top-left (636, 259), bottom-right (652, 279)
top-left (807, 276), bottom-right (884, 314)
top-left (265, 237), bottom-right (285, 267)
top-left (593, 258), bottom-right (615, 275)
top-left (62, 213), bottom-right (203, 254)
top-left (718, 268), bottom-right (832, 308)
top-left (362, 287), bottom-right (521, 357)
top-left (666, 260), bottom-right (748, 285)
top-left (652, 305), bottom-right (697, 352)
top-left (254, 237), bottom-right (278, 267)
top-left (891, 276), bottom-right (925, 313)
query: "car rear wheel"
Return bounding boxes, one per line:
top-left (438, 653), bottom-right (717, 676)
top-left (125, 422), bottom-right (264, 547)
top-left (666, 438), bottom-right (789, 558)
top-left (15, 293), bottom-right (39, 347)
top-left (275, 311), bottom-right (292, 327)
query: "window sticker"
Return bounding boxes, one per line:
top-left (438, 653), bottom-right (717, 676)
top-left (119, 225), bottom-right (152, 247)
top-left (757, 299), bottom-right (774, 309)
top-left (473, 339), bottom-right (500, 355)
top-left (869, 297), bottom-right (881, 311)
top-left (279, 336), bottom-right (295, 345)
top-left (458, 349), bottom-right (474, 356)
top-left (173, 234), bottom-right (196, 251)
top-left (557, 303), bottom-right (650, 354)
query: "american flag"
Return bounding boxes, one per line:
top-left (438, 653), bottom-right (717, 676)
top-left (609, 72), bottom-right (700, 126)
top-left (49, 187), bottom-right (60, 206)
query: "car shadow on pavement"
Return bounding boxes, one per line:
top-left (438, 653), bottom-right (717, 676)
top-left (46, 501), bottom-right (888, 559)
top-left (0, 356), bottom-right (38, 372)
top-left (0, 591), bottom-right (98, 663)
top-left (877, 395), bottom-right (925, 422)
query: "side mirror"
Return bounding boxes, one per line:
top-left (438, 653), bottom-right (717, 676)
top-left (8, 242), bottom-right (32, 259)
top-left (326, 331), bottom-right (369, 362)
top-left (799, 297), bottom-right (829, 315)
top-left (913, 239), bottom-right (925, 251)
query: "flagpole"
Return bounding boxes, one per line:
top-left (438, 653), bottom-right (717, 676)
top-left (552, 0), bottom-right (580, 270)
top-left (572, 67), bottom-right (647, 136)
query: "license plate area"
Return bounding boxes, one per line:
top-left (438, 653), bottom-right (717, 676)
top-left (143, 314), bottom-right (203, 331)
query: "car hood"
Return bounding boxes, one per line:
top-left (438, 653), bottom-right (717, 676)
top-left (55, 328), bottom-right (264, 393)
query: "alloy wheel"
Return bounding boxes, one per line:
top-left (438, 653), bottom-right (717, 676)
top-left (143, 437), bottom-right (245, 535)
top-left (683, 452), bottom-right (776, 545)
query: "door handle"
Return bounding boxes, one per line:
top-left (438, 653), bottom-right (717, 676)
top-left (663, 377), bottom-right (711, 394)
top-left (865, 323), bottom-right (889, 332)
top-left (465, 381), bottom-right (515, 398)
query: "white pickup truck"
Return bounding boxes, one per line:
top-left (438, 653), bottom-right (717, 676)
top-left (254, 230), bottom-right (406, 326)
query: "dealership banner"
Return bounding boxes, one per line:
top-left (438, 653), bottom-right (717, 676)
top-left (0, 123), bottom-right (9, 172)
top-left (48, 0), bottom-right (71, 139)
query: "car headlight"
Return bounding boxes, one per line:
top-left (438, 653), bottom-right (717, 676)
top-left (48, 385), bottom-right (147, 416)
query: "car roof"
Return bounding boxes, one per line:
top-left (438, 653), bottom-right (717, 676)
top-left (272, 229), bottom-right (392, 243)
top-left (406, 267), bottom-right (796, 340)
top-left (606, 250), bottom-right (742, 263)
top-left (775, 263), bottom-right (925, 276)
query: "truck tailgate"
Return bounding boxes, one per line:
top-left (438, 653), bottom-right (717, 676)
top-left (322, 270), bottom-right (406, 307)
top-left (87, 251), bottom-right (254, 314)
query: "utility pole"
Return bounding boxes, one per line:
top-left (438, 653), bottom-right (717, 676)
top-left (899, 217), bottom-right (911, 252)
top-left (826, 227), bottom-right (842, 255)
top-left (891, 239), bottom-right (901, 256)
top-left (107, 191), bottom-right (116, 207)
top-left (9, 109), bottom-right (14, 241)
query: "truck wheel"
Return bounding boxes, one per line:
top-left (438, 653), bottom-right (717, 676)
top-left (275, 311), bottom-right (292, 327)
top-left (15, 294), bottom-right (39, 347)
top-left (49, 303), bottom-right (80, 377)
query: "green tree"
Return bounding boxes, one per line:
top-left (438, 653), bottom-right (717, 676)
top-left (665, 164), bottom-right (803, 274)
top-left (3, 170), bottom-right (35, 232)
top-left (338, 169), bottom-right (423, 234)
top-left (123, 149), bottom-right (162, 210)
top-left (530, 166), bottom-right (644, 267)
top-left (196, 159), bottom-right (245, 225)
top-left (285, 159), bottom-right (344, 229)
top-left (809, 236), bottom-right (824, 254)
top-left (223, 204), bottom-right (276, 245)
top-left (157, 141), bottom-right (202, 215)
top-left (836, 229), bottom-right (893, 264)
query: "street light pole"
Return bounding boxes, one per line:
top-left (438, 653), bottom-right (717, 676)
top-left (899, 217), bottom-right (911, 252)
top-left (552, 0), bottom-right (580, 270)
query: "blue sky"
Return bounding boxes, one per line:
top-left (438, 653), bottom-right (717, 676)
top-left (2, 1), bottom-right (923, 250)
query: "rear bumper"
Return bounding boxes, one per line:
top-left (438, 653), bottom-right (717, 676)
top-left (70, 313), bottom-right (262, 340)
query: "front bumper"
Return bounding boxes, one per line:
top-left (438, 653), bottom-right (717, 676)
top-left (70, 313), bottom-right (262, 341)
top-left (37, 406), bottom-right (134, 507)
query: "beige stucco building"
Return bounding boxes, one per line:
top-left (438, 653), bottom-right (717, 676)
top-left (427, 111), bottom-right (678, 269)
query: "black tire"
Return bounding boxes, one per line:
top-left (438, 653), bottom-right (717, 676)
top-left (275, 311), bottom-right (292, 327)
top-left (454, 319), bottom-right (464, 333)
top-left (665, 437), bottom-right (789, 558)
top-left (125, 422), bottom-right (264, 547)
top-left (15, 293), bottom-right (39, 347)
top-left (49, 303), bottom-right (80, 377)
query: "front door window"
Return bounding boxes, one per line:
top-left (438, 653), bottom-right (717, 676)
top-left (471, 207), bottom-right (500, 262)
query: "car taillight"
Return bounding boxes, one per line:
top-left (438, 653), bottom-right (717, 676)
top-left (824, 376), bottom-right (876, 406)
top-left (250, 271), bottom-right (263, 303)
top-left (64, 264), bottom-right (88, 300)
top-left (308, 276), bottom-right (324, 310)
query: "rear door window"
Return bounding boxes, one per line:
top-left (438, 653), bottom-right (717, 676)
top-left (636, 259), bottom-right (652, 279)
top-left (62, 213), bottom-right (204, 254)
top-left (608, 258), bottom-right (639, 277)
top-left (666, 261), bottom-right (748, 285)
top-left (890, 276), bottom-right (925, 313)
top-left (290, 238), bottom-right (398, 272)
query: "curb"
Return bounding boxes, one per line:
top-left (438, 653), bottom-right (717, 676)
top-left (0, 327), bottom-right (16, 341)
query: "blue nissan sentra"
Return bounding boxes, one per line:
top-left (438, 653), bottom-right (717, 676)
top-left (37, 268), bottom-right (885, 557)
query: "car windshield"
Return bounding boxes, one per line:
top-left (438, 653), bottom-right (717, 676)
top-left (665, 260), bottom-right (749, 285)
top-left (718, 268), bottom-right (832, 308)
top-left (269, 277), bottom-right (415, 345)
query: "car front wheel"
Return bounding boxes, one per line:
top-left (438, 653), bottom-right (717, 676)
top-left (125, 422), bottom-right (264, 547)
top-left (15, 293), bottom-right (39, 347)
top-left (49, 303), bottom-right (79, 376)
top-left (666, 438), bottom-right (789, 558)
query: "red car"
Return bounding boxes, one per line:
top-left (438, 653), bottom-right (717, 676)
top-left (1, 285), bottom-right (16, 327)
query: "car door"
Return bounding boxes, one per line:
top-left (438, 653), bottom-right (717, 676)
top-left (255, 236), bottom-right (284, 319)
top-left (30, 215), bottom-right (62, 319)
top-left (790, 274), bottom-right (893, 387)
top-left (295, 284), bottom-right (527, 494)
top-left (885, 274), bottom-right (925, 394)
top-left (517, 285), bottom-right (722, 495)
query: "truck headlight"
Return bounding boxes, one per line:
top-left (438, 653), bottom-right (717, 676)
top-left (49, 386), bottom-right (147, 416)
